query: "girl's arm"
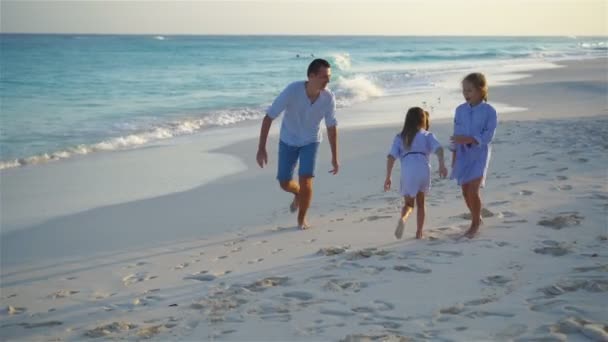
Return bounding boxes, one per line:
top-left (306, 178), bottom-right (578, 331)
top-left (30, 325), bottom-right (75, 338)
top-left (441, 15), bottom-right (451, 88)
top-left (451, 151), bottom-right (456, 168)
top-left (435, 147), bottom-right (448, 178)
top-left (384, 155), bottom-right (396, 191)
top-left (472, 108), bottom-right (498, 146)
top-left (452, 108), bottom-right (498, 146)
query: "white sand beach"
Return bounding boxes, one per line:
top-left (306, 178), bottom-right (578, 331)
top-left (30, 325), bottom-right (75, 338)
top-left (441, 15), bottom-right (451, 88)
top-left (1, 58), bottom-right (607, 341)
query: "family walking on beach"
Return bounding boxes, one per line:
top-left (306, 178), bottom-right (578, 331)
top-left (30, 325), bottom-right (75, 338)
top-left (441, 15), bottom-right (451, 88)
top-left (256, 59), bottom-right (497, 239)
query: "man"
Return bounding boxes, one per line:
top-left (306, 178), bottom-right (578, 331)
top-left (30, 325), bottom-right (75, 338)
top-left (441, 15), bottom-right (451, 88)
top-left (256, 58), bottom-right (339, 230)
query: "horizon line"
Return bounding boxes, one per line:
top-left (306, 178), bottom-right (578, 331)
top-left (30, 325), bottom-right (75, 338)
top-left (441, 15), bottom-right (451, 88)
top-left (1, 32), bottom-right (606, 38)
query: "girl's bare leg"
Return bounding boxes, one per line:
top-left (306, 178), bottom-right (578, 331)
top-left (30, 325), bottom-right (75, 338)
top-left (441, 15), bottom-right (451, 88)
top-left (395, 197), bottom-right (414, 239)
top-left (465, 177), bottom-right (483, 238)
top-left (415, 192), bottom-right (425, 239)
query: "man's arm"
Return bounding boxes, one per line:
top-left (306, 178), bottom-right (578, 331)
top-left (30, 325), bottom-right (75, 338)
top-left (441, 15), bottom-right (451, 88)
top-left (256, 115), bottom-right (273, 168)
top-left (327, 126), bottom-right (339, 175)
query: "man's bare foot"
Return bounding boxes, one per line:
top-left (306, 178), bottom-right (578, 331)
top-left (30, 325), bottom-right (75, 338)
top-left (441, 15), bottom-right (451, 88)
top-left (395, 218), bottom-right (406, 239)
top-left (415, 230), bottom-right (423, 239)
top-left (289, 195), bottom-right (299, 213)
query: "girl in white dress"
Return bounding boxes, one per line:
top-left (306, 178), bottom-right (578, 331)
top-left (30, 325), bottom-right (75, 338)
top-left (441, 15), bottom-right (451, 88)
top-left (384, 107), bottom-right (448, 239)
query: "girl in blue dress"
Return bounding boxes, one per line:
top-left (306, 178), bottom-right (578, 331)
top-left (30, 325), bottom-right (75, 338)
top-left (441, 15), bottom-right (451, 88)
top-left (450, 73), bottom-right (498, 238)
top-left (385, 107), bottom-right (448, 239)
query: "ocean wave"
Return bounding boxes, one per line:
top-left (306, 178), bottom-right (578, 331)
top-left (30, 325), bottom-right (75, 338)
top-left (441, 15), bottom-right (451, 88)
top-left (333, 74), bottom-right (383, 106)
top-left (0, 108), bottom-right (264, 170)
top-left (329, 52), bottom-right (352, 71)
top-left (579, 41), bottom-right (607, 51)
top-left (368, 50), bottom-right (535, 63)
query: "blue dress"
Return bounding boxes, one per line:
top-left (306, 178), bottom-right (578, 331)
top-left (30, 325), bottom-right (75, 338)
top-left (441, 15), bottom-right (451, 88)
top-left (450, 102), bottom-right (498, 186)
top-left (388, 129), bottom-right (442, 197)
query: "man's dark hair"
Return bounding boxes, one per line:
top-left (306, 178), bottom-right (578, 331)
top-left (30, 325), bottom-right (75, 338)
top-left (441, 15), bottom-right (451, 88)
top-left (307, 58), bottom-right (330, 77)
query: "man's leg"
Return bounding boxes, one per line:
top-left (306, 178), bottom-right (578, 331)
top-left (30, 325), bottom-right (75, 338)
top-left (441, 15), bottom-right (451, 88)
top-left (296, 142), bottom-right (320, 229)
top-left (277, 141), bottom-right (300, 211)
top-left (297, 176), bottom-right (313, 228)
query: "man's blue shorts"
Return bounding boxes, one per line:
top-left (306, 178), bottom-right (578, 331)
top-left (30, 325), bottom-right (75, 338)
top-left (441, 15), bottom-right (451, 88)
top-left (277, 141), bottom-right (320, 182)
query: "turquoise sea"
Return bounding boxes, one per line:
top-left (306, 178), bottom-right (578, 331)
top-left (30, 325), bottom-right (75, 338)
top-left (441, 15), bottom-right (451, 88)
top-left (1, 35), bottom-right (605, 169)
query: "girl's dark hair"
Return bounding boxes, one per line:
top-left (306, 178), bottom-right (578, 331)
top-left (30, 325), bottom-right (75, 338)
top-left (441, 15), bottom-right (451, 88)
top-left (462, 72), bottom-right (488, 101)
top-left (400, 107), bottom-right (426, 148)
top-left (424, 110), bottom-right (430, 130)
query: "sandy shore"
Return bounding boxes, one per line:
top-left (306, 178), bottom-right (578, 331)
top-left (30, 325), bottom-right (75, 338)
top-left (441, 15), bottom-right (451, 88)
top-left (1, 58), bottom-right (607, 341)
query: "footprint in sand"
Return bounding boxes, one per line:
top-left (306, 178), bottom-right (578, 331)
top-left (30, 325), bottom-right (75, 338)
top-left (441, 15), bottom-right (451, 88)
top-left (359, 321), bottom-right (402, 330)
top-left (92, 291), bottom-right (116, 300)
top-left (497, 211), bottom-right (517, 218)
top-left (573, 264), bottom-right (608, 273)
top-left (254, 240), bottom-right (268, 245)
top-left (357, 215), bottom-right (392, 223)
top-left (528, 299), bottom-right (568, 312)
top-left (184, 271), bottom-right (216, 282)
top-left (509, 181), bottom-right (528, 186)
top-left (481, 275), bottom-right (512, 287)
top-left (455, 208), bottom-right (494, 219)
top-left (538, 279), bottom-right (608, 297)
top-left (465, 311), bottom-right (515, 318)
top-left (174, 262), bottom-right (189, 270)
top-left (519, 190), bottom-right (534, 196)
top-left (223, 239), bottom-right (245, 247)
top-left (84, 322), bottom-right (138, 338)
top-left (19, 321), bottom-right (63, 329)
top-left (248, 258), bottom-right (264, 264)
top-left (393, 264), bottom-right (432, 274)
top-left (271, 248), bottom-right (283, 254)
top-left (534, 241), bottom-right (571, 256)
top-left (214, 255), bottom-right (228, 261)
top-left (4, 305), bottom-right (27, 315)
top-left (464, 297), bottom-right (496, 306)
top-left (494, 323), bottom-right (528, 339)
top-left (283, 291), bottom-right (314, 301)
top-left (548, 317), bottom-right (608, 341)
top-left (556, 184), bottom-right (573, 191)
top-left (318, 246), bottom-right (349, 256)
top-left (488, 200), bottom-right (511, 207)
top-left (537, 213), bottom-right (584, 229)
top-left (322, 278), bottom-right (366, 293)
top-left (371, 300), bottom-right (395, 311)
top-left (555, 175), bottom-right (569, 181)
top-left (439, 303), bottom-right (466, 315)
top-left (123, 272), bottom-right (157, 286)
top-left (319, 308), bottom-right (356, 317)
top-left (504, 219), bottom-right (528, 224)
top-left (124, 261), bottom-right (148, 269)
top-left (47, 290), bottom-right (80, 299)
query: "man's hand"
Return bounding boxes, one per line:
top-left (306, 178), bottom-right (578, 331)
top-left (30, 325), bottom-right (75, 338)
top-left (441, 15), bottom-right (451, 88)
top-left (384, 177), bottom-right (392, 192)
top-left (256, 148), bottom-right (268, 168)
top-left (329, 158), bottom-right (339, 175)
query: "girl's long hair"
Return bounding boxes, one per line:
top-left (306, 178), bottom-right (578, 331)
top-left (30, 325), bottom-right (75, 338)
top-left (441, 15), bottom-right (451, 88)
top-left (400, 107), bottom-right (425, 148)
top-left (463, 72), bottom-right (488, 102)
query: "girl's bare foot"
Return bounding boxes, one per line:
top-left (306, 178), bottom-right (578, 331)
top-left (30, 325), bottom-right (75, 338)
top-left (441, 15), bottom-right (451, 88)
top-left (464, 225), bottom-right (480, 238)
top-left (415, 229), bottom-right (423, 239)
top-left (298, 221), bottom-right (310, 230)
